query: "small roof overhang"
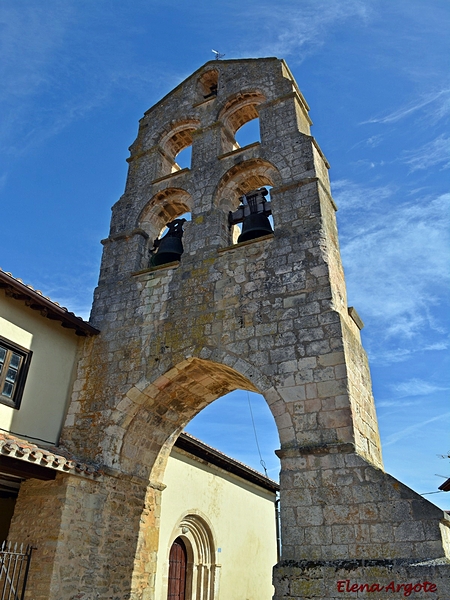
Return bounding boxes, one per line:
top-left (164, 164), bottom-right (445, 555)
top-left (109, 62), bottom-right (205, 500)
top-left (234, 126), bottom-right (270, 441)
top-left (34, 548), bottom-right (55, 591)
top-left (439, 478), bottom-right (450, 492)
top-left (0, 431), bottom-right (101, 481)
top-left (0, 269), bottom-right (99, 337)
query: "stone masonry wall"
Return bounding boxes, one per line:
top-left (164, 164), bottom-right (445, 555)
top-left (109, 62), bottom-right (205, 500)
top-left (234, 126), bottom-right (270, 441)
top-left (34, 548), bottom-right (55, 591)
top-left (274, 560), bottom-right (450, 600)
top-left (9, 470), bottom-right (153, 600)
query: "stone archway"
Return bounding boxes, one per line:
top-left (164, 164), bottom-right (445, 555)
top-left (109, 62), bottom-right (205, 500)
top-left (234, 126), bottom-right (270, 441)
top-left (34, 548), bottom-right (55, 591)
top-left (214, 158), bottom-right (282, 212)
top-left (137, 188), bottom-right (193, 241)
top-left (112, 355), bottom-right (285, 598)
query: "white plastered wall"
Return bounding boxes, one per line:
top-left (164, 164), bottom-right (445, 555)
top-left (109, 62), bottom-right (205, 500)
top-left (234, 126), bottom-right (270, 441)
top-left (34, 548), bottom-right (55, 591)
top-left (155, 447), bottom-right (278, 600)
top-left (0, 292), bottom-right (81, 445)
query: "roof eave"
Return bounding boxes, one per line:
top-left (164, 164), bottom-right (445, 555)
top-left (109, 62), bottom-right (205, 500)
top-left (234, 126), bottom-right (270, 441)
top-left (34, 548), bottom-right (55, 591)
top-left (175, 432), bottom-right (279, 493)
top-left (0, 270), bottom-right (99, 337)
top-left (438, 478), bottom-right (450, 492)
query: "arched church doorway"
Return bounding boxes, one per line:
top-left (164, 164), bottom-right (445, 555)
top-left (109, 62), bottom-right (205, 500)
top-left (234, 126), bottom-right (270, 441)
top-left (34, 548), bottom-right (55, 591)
top-left (165, 514), bottom-right (218, 600)
top-left (167, 537), bottom-right (188, 600)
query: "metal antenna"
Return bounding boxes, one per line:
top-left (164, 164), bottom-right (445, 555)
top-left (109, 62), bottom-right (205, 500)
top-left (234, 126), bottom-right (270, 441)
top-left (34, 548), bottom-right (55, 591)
top-left (212, 49), bottom-right (225, 60)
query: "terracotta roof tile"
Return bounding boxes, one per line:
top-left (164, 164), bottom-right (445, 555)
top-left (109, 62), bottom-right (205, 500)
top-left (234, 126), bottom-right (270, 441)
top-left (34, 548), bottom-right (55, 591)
top-left (0, 431), bottom-right (102, 479)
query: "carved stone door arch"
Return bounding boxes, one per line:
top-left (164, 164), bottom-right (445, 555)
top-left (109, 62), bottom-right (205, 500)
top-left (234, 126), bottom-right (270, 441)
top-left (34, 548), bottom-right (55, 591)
top-left (165, 513), bottom-right (219, 600)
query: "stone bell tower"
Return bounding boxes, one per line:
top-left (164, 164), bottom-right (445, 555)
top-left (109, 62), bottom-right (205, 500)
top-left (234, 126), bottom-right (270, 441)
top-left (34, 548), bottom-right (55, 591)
top-left (11, 58), bottom-right (449, 599)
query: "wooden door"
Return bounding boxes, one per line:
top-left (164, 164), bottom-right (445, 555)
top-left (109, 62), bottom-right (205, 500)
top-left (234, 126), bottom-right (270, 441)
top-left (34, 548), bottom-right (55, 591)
top-left (167, 537), bottom-right (187, 600)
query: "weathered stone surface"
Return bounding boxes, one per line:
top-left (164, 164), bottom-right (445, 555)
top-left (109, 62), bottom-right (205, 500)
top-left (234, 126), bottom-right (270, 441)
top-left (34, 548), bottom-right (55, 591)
top-left (273, 559), bottom-right (450, 600)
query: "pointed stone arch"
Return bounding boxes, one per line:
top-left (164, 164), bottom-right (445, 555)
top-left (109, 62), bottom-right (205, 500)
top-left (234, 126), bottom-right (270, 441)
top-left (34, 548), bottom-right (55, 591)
top-left (214, 158), bottom-right (281, 213)
top-left (101, 354), bottom-right (292, 484)
top-left (218, 91), bottom-right (266, 135)
top-left (137, 187), bottom-right (193, 240)
top-left (121, 354), bottom-right (288, 598)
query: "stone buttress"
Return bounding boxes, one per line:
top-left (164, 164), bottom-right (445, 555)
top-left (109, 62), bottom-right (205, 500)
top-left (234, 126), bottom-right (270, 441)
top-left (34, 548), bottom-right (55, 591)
top-left (7, 58), bottom-right (450, 599)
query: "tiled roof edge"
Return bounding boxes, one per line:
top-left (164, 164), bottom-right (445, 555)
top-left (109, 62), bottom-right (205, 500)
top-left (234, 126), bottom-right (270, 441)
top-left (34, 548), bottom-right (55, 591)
top-left (0, 432), bottom-right (102, 479)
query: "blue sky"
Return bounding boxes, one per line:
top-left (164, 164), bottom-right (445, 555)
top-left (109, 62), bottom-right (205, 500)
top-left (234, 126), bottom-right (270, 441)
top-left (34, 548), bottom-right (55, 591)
top-left (1, 1), bottom-right (449, 508)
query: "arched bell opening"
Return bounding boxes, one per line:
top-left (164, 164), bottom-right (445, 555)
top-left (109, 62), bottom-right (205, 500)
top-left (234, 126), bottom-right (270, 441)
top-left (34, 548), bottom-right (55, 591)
top-left (229, 186), bottom-right (274, 245)
top-left (174, 145), bottom-right (192, 171)
top-left (159, 121), bottom-right (200, 176)
top-left (218, 92), bottom-right (265, 153)
top-left (234, 116), bottom-right (261, 148)
top-left (196, 69), bottom-right (219, 102)
top-left (214, 159), bottom-right (280, 246)
top-left (137, 189), bottom-right (193, 268)
top-left (149, 211), bottom-right (192, 267)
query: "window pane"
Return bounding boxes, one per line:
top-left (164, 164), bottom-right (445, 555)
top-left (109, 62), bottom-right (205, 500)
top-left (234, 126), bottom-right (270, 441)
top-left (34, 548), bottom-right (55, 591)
top-left (10, 353), bottom-right (21, 369)
top-left (6, 367), bottom-right (18, 383)
top-left (0, 338), bottom-right (31, 408)
top-left (2, 382), bottom-right (13, 398)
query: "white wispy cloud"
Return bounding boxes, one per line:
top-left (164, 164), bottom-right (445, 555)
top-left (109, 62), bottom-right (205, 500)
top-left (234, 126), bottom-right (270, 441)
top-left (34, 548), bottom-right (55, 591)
top-left (0, 4), bottom-right (74, 148)
top-left (403, 135), bottom-right (450, 172)
top-left (234, 0), bottom-right (372, 61)
top-left (383, 412), bottom-right (450, 447)
top-left (335, 183), bottom-right (450, 340)
top-left (349, 134), bottom-right (385, 152)
top-left (0, 2), bottom-right (173, 158)
top-left (391, 378), bottom-right (450, 398)
top-left (332, 179), bottom-right (395, 210)
top-left (424, 342), bottom-right (449, 351)
top-left (0, 4), bottom-right (73, 99)
top-left (361, 88), bottom-right (450, 125)
top-left (376, 399), bottom-right (419, 409)
top-left (368, 339), bottom-right (450, 365)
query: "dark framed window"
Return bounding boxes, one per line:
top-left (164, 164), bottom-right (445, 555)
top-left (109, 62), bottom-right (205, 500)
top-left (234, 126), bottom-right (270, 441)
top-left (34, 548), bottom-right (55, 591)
top-left (0, 336), bottom-right (32, 409)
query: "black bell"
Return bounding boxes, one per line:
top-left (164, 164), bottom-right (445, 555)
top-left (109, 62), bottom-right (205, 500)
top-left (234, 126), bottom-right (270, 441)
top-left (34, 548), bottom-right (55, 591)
top-left (150, 235), bottom-right (184, 266)
top-left (229, 188), bottom-right (273, 244)
top-left (237, 212), bottom-right (273, 243)
top-left (149, 218), bottom-right (186, 267)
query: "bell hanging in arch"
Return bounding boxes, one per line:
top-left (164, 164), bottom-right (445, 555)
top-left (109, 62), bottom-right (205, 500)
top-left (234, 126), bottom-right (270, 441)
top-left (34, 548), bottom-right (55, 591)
top-left (149, 218), bottom-right (186, 267)
top-left (229, 188), bottom-right (273, 244)
top-left (238, 212), bottom-right (273, 243)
